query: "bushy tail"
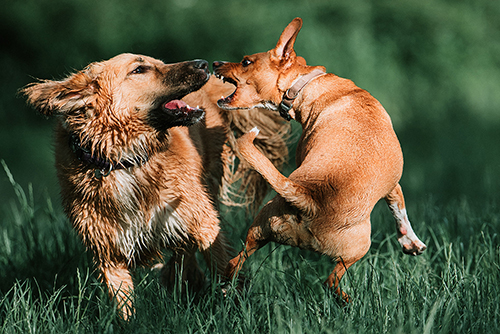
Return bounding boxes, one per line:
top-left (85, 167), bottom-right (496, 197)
top-left (220, 108), bottom-right (291, 213)
top-left (183, 78), bottom-right (291, 214)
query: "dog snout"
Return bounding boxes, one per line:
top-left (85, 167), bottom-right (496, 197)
top-left (212, 61), bottom-right (226, 70)
top-left (192, 59), bottom-right (209, 73)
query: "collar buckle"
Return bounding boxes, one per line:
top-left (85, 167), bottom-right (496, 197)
top-left (278, 96), bottom-right (293, 121)
top-left (278, 69), bottom-right (325, 121)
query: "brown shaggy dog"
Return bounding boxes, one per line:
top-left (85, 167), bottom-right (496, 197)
top-left (22, 53), bottom-right (289, 318)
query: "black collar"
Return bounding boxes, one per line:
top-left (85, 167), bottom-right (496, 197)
top-left (69, 134), bottom-right (149, 178)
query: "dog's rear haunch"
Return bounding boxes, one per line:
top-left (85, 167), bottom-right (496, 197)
top-left (22, 53), bottom-right (290, 319)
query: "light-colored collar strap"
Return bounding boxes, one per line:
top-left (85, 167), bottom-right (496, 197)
top-left (279, 68), bottom-right (326, 121)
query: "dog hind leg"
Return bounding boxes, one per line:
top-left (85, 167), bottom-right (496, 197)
top-left (324, 218), bottom-right (371, 303)
top-left (226, 196), bottom-right (319, 280)
top-left (384, 183), bottom-right (427, 255)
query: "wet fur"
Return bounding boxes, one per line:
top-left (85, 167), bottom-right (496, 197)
top-left (22, 53), bottom-right (289, 318)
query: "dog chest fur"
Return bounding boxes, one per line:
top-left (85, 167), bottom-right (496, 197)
top-left (111, 170), bottom-right (189, 264)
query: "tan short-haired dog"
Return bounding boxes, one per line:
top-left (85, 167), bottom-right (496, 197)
top-left (214, 18), bottom-right (427, 301)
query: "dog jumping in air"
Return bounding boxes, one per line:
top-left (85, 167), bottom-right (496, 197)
top-left (214, 17), bottom-right (427, 301)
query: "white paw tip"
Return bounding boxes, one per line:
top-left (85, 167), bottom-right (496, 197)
top-left (249, 127), bottom-right (260, 135)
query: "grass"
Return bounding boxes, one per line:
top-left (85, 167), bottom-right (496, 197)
top-left (1, 161), bottom-right (499, 333)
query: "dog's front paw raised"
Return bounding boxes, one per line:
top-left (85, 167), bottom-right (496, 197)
top-left (236, 127), bottom-right (260, 154)
top-left (245, 127), bottom-right (260, 140)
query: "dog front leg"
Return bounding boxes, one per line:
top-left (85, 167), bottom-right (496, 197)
top-left (188, 204), bottom-right (234, 282)
top-left (237, 128), bottom-right (317, 216)
top-left (100, 262), bottom-right (134, 320)
top-left (385, 183), bottom-right (427, 255)
top-left (200, 232), bottom-right (233, 282)
top-left (225, 224), bottom-right (268, 280)
top-left (225, 196), bottom-right (290, 280)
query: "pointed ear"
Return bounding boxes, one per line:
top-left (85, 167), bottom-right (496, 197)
top-left (21, 69), bottom-right (98, 116)
top-left (296, 56), bottom-right (307, 66)
top-left (273, 17), bottom-right (303, 62)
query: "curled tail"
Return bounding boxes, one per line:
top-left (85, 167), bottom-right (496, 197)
top-left (236, 128), bottom-right (317, 217)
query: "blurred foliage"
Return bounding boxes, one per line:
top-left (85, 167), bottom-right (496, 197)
top-left (1, 0), bottom-right (499, 207)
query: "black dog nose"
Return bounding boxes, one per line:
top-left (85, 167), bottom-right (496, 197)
top-left (192, 59), bottom-right (209, 70)
top-left (212, 61), bottom-right (226, 69)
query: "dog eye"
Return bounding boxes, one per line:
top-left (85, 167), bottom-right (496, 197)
top-left (130, 66), bottom-right (147, 74)
top-left (241, 59), bottom-right (253, 67)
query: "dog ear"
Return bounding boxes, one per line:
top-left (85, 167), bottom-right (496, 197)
top-left (273, 17), bottom-right (303, 63)
top-left (297, 56), bottom-right (307, 66)
top-left (22, 69), bottom-right (98, 116)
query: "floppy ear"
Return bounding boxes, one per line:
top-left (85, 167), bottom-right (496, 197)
top-left (273, 17), bottom-right (303, 63)
top-left (21, 69), bottom-right (98, 116)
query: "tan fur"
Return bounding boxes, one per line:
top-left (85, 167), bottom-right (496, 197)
top-left (22, 53), bottom-right (289, 318)
top-left (183, 78), bottom-right (290, 213)
top-left (215, 18), bottom-right (427, 301)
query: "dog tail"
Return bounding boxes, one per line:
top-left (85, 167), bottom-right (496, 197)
top-left (234, 127), bottom-right (317, 217)
top-left (220, 108), bottom-right (291, 213)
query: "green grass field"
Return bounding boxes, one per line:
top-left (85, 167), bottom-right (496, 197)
top-left (0, 161), bottom-right (499, 333)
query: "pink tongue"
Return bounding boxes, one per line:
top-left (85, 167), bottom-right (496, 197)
top-left (164, 100), bottom-right (187, 109)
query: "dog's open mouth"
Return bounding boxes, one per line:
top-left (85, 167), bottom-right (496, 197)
top-left (215, 74), bottom-right (237, 87)
top-left (148, 100), bottom-right (205, 132)
top-left (162, 100), bottom-right (201, 115)
top-left (215, 73), bottom-right (238, 107)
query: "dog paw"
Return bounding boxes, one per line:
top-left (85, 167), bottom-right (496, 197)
top-left (243, 127), bottom-right (260, 141)
top-left (398, 235), bottom-right (427, 256)
top-left (237, 127), bottom-right (259, 148)
top-left (249, 127), bottom-right (260, 135)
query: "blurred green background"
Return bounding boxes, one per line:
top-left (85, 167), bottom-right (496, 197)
top-left (1, 0), bottom-right (499, 209)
